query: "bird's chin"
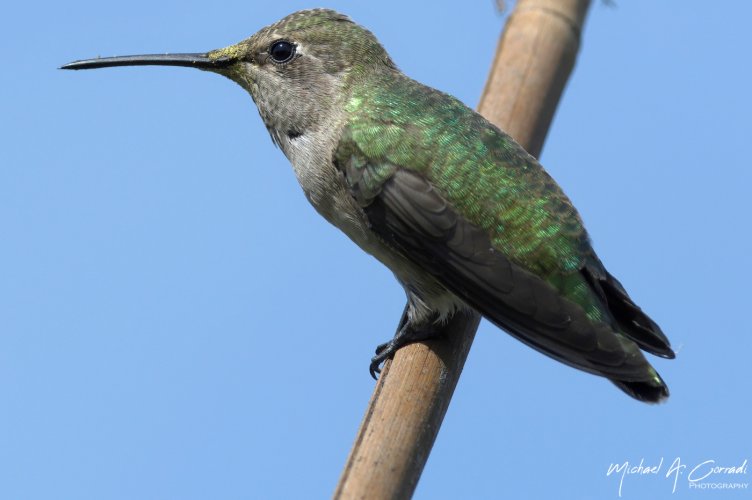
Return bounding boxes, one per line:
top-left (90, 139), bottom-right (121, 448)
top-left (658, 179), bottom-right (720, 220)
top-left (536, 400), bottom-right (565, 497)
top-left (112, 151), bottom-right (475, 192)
top-left (213, 63), bottom-right (255, 95)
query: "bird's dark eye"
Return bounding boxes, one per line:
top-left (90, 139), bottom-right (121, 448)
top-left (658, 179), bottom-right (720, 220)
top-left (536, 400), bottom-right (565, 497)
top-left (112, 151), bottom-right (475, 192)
top-left (269, 40), bottom-right (295, 63)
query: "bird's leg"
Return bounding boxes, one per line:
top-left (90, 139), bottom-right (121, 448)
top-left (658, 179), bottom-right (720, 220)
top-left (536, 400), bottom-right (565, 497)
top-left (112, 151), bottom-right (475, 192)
top-left (369, 304), bottom-right (441, 379)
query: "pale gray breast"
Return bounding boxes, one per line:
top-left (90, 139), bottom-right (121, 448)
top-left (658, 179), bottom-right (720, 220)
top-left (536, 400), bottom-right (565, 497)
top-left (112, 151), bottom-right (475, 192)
top-left (275, 111), bottom-right (463, 322)
top-left (279, 126), bottom-right (369, 240)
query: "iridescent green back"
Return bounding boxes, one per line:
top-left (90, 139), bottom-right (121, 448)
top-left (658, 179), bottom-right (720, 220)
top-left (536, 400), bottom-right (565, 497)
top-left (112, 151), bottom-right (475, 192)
top-left (345, 73), bottom-right (591, 272)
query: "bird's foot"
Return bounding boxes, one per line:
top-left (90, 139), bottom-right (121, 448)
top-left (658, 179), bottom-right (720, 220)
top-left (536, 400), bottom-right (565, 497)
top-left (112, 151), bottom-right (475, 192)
top-left (369, 322), bottom-right (439, 379)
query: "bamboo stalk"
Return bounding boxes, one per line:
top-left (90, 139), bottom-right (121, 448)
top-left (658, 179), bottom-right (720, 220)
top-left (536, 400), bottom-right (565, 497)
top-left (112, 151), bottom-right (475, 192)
top-left (334, 1), bottom-right (592, 498)
top-left (479, 0), bottom-right (592, 157)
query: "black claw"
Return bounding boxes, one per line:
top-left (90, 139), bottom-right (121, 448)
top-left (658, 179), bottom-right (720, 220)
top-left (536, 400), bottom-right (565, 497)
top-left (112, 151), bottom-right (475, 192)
top-left (367, 305), bottom-right (441, 380)
top-left (369, 343), bottom-right (394, 379)
top-left (369, 360), bottom-right (382, 380)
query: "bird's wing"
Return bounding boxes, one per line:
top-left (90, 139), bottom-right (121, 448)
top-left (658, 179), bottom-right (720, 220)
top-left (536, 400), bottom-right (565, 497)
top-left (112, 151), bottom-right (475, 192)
top-left (334, 136), bottom-right (663, 385)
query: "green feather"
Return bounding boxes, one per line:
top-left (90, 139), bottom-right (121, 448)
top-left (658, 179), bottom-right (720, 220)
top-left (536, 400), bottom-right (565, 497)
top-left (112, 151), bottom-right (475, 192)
top-left (344, 72), bottom-right (601, 315)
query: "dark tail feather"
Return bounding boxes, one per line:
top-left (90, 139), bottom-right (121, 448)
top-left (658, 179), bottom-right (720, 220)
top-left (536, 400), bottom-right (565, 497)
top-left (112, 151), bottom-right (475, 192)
top-left (611, 372), bottom-right (670, 403)
top-left (584, 264), bottom-right (675, 359)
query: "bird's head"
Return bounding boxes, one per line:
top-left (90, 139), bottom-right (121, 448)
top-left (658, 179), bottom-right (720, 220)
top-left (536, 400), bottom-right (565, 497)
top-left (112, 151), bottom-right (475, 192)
top-left (63, 9), bottom-right (396, 143)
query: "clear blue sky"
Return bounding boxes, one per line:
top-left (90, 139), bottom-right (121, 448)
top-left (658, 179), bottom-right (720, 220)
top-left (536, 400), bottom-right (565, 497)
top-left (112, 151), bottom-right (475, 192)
top-left (2, 1), bottom-right (750, 499)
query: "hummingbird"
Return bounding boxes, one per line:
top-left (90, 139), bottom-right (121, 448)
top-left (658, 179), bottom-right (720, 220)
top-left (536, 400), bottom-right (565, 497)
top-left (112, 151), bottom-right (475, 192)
top-left (62, 9), bottom-right (674, 402)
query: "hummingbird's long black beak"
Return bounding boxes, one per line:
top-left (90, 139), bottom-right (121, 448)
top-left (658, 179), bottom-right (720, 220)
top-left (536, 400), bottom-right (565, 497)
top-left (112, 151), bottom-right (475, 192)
top-left (60, 53), bottom-right (234, 71)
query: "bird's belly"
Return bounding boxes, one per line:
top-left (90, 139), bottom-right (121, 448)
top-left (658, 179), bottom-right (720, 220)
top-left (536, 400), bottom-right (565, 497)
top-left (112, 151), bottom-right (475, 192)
top-left (301, 164), bottom-right (462, 322)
